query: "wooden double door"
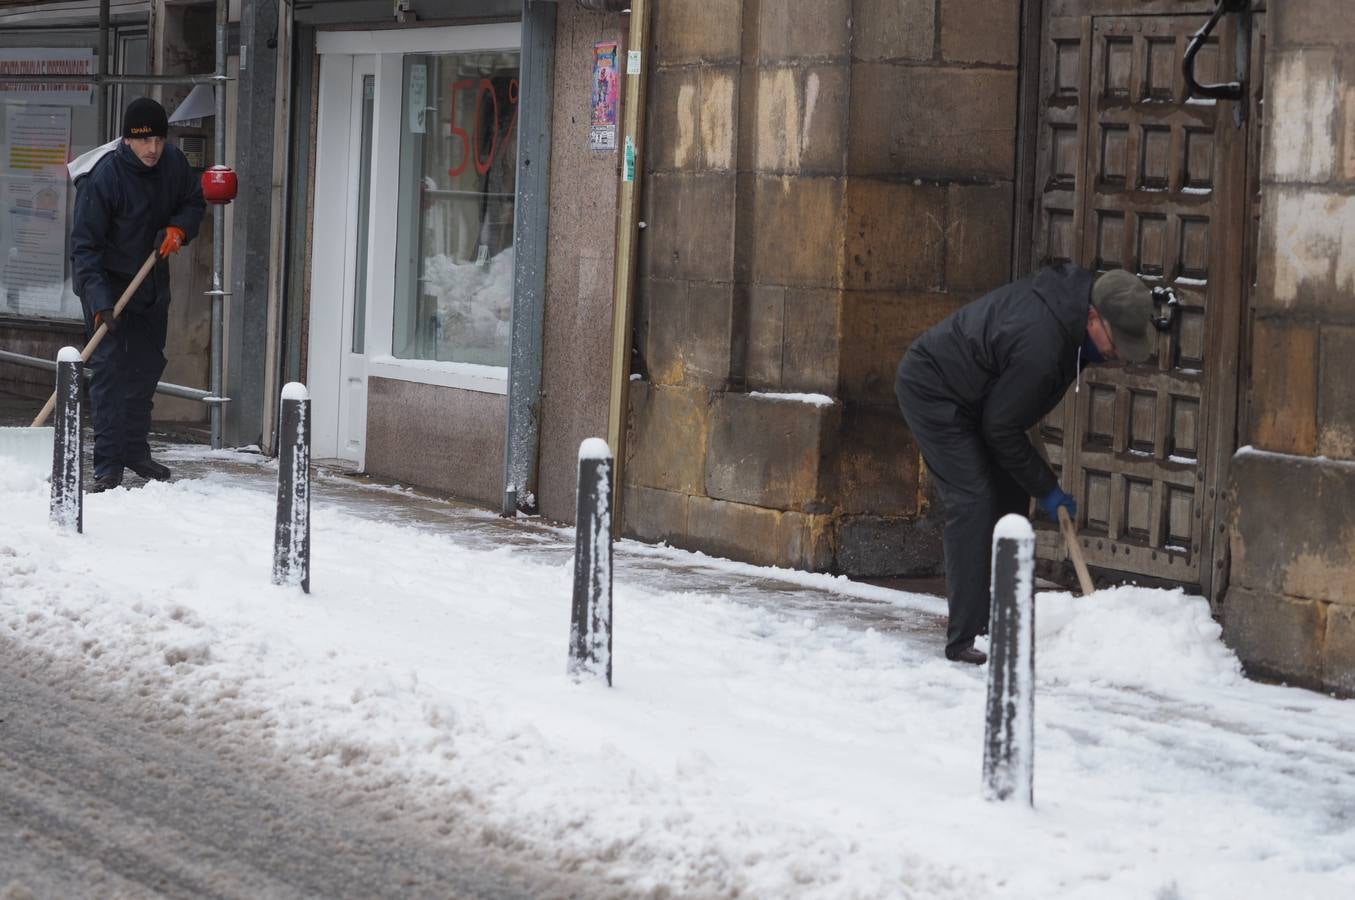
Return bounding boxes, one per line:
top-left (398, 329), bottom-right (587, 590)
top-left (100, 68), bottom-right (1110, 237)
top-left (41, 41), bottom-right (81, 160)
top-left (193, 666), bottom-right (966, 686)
top-left (1028, 1), bottom-right (1263, 602)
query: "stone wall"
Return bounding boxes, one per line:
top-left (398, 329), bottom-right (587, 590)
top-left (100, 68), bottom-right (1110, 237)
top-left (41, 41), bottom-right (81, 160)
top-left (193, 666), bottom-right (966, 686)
top-left (625, 0), bottom-right (1018, 573)
top-left (537, 3), bottom-right (625, 523)
top-left (365, 376), bottom-right (507, 507)
top-left (1225, 0), bottom-right (1355, 696)
top-left (0, 323), bottom-right (84, 402)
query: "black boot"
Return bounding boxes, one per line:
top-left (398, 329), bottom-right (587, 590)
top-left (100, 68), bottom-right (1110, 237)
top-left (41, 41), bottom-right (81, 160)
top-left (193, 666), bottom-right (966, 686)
top-left (945, 644), bottom-right (988, 665)
top-left (89, 470), bottom-right (123, 493)
top-left (125, 457), bottom-right (171, 481)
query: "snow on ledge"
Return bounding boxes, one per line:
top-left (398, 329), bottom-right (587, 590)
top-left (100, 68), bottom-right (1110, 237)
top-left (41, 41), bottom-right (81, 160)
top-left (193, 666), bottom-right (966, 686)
top-left (1235, 445), bottom-right (1355, 470)
top-left (57, 346), bottom-right (82, 363)
top-left (748, 391), bottom-right (835, 407)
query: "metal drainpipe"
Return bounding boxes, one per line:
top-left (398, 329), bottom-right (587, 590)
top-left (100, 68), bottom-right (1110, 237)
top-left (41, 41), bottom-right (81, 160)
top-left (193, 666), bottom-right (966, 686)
top-left (604, 0), bottom-right (651, 537)
top-left (208, 0), bottom-right (229, 449)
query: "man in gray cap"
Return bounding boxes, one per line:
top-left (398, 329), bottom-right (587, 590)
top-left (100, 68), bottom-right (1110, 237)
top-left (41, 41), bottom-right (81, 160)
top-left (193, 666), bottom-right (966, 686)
top-left (895, 264), bottom-right (1155, 664)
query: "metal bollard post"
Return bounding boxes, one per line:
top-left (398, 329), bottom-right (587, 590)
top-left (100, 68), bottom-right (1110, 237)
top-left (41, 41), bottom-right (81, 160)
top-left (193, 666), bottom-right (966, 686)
top-left (983, 513), bottom-right (1035, 806)
top-left (50, 346), bottom-right (83, 533)
top-left (272, 382), bottom-right (311, 593)
top-left (568, 438), bottom-right (613, 685)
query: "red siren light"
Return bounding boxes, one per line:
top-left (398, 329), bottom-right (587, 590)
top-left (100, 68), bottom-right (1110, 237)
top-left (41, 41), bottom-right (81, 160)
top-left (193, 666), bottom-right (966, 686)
top-left (201, 165), bottom-right (238, 205)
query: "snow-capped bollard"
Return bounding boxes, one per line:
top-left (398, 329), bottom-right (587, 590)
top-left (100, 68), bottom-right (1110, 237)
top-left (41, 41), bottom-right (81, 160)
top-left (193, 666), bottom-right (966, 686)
top-left (272, 382), bottom-right (311, 593)
top-left (983, 513), bottom-right (1035, 806)
top-left (49, 346), bottom-right (83, 533)
top-left (569, 438), bottom-right (613, 686)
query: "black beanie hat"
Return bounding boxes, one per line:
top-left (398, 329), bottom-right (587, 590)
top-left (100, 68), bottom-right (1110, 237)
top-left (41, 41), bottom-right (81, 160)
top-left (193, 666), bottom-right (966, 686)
top-left (123, 97), bottom-right (168, 139)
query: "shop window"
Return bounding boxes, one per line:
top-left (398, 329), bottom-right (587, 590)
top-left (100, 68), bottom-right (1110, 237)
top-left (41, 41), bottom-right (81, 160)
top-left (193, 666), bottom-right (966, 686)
top-left (0, 26), bottom-right (146, 321)
top-left (393, 50), bottom-right (520, 368)
top-left (111, 32), bottom-right (148, 131)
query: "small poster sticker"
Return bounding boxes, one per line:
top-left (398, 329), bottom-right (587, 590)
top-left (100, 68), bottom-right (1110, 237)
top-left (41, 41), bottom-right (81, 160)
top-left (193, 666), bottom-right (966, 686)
top-left (626, 50), bottom-right (642, 75)
top-left (407, 63), bottom-right (427, 134)
top-left (624, 135), bottom-right (636, 183)
top-left (590, 41), bottom-right (619, 151)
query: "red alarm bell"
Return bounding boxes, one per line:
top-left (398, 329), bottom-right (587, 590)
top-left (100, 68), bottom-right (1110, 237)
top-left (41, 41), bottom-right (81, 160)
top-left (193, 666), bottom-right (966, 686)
top-left (201, 165), bottom-right (238, 205)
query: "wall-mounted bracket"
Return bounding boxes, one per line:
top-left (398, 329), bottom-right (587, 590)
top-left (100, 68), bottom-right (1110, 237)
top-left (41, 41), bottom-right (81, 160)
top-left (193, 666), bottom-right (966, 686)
top-left (1183, 0), bottom-right (1252, 127)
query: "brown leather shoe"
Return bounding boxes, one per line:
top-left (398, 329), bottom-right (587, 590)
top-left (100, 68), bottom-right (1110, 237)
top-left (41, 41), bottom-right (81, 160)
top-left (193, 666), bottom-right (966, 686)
top-left (946, 645), bottom-right (988, 665)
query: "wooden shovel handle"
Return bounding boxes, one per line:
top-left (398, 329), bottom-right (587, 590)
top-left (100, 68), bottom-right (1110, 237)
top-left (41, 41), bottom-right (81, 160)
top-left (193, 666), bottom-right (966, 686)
top-left (31, 249), bottom-right (160, 428)
top-left (1058, 505), bottom-right (1096, 596)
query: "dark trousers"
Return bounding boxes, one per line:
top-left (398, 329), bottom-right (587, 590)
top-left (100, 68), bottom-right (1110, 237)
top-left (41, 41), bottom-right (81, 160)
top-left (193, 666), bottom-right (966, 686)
top-left (896, 353), bottom-right (1031, 656)
top-left (84, 306), bottom-right (169, 480)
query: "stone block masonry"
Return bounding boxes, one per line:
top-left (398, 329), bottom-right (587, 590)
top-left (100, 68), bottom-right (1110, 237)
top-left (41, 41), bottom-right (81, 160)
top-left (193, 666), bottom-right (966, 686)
top-left (624, 0), bottom-right (1021, 574)
top-left (1225, 0), bottom-right (1355, 696)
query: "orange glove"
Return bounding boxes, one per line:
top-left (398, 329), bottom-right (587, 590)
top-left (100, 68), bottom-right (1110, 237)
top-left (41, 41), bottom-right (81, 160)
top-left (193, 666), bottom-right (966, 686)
top-left (159, 225), bottom-right (186, 257)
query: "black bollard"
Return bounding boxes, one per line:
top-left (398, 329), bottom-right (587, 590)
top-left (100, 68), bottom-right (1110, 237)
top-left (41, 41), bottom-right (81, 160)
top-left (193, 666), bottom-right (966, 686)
top-left (50, 346), bottom-right (82, 533)
top-left (272, 382), bottom-right (311, 593)
top-left (568, 438), bottom-right (613, 685)
top-left (983, 513), bottom-right (1035, 806)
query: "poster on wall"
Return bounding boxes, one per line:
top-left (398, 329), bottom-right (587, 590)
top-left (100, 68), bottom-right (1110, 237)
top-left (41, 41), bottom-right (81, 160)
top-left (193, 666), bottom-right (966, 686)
top-left (1, 105), bottom-right (71, 314)
top-left (590, 41), bottom-right (619, 152)
top-left (0, 48), bottom-right (95, 106)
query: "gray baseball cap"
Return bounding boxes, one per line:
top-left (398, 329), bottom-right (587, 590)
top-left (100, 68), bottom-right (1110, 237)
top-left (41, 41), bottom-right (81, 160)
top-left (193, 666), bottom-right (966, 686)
top-left (1091, 270), bottom-right (1155, 364)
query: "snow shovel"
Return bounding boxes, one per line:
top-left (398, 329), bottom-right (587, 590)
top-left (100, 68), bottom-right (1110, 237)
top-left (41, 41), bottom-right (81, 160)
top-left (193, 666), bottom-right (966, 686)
top-left (0, 249), bottom-right (160, 469)
top-left (1058, 506), bottom-right (1096, 596)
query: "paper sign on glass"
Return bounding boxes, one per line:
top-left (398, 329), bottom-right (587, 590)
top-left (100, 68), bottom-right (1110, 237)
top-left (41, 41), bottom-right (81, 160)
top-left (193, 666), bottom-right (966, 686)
top-left (408, 64), bottom-right (427, 134)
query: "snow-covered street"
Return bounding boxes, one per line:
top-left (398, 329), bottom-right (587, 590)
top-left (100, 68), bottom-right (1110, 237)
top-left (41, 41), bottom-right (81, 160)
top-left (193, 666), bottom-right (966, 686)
top-left (2, 447), bottom-right (1353, 899)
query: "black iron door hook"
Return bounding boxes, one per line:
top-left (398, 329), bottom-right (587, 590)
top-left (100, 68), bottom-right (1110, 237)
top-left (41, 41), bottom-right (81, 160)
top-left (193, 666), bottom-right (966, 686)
top-left (1151, 286), bottom-right (1180, 334)
top-left (1183, 0), bottom-right (1252, 126)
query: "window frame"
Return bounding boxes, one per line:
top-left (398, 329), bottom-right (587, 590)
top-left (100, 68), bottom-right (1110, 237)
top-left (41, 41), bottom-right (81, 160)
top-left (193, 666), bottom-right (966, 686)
top-left (316, 22), bottom-right (521, 395)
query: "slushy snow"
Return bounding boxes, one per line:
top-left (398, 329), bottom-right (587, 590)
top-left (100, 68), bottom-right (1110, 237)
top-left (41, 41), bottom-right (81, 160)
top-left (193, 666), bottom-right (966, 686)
top-left (1, 451), bottom-right (1352, 899)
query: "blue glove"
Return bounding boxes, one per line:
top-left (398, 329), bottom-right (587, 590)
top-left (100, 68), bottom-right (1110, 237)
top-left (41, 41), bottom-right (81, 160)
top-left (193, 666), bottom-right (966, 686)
top-left (1039, 487), bottom-right (1076, 521)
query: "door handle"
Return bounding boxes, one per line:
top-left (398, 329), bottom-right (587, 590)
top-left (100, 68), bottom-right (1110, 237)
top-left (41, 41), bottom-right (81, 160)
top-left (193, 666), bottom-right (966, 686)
top-left (1183, 0), bottom-right (1252, 126)
top-left (1151, 286), bottom-right (1180, 334)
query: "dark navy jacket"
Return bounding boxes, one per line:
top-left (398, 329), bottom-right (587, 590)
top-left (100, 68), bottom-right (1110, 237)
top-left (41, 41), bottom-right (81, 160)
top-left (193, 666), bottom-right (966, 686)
top-left (70, 140), bottom-right (205, 318)
top-left (901, 264), bottom-right (1094, 500)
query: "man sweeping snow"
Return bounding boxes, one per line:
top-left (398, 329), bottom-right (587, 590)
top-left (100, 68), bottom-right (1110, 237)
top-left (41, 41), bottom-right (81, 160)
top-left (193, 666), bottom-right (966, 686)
top-left (895, 265), bottom-right (1155, 665)
top-left (70, 98), bottom-right (205, 492)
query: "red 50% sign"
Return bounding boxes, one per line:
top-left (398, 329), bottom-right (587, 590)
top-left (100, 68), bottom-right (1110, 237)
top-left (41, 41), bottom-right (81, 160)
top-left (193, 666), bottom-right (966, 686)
top-left (448, 78), bottom-right (519, 178)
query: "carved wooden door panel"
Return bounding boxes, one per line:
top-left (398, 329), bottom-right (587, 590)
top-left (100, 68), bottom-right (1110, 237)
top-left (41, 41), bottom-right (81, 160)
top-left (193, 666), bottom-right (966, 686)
top-left (1031, 5), bottom-right (1255, 600)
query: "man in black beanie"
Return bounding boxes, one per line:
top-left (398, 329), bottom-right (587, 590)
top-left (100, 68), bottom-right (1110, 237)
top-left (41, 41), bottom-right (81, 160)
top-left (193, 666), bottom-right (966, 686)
top-left (71, 97), bottom-right (205, 492)
top-left (895, 265), bottom-right (1155, 665)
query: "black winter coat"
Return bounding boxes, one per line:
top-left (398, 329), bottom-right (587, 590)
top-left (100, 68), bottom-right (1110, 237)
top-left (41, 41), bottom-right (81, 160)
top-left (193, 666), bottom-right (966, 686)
top-left (902, 264), bottom-right (1094, 499)
top-left (70, 141), bottom-right (205, 318)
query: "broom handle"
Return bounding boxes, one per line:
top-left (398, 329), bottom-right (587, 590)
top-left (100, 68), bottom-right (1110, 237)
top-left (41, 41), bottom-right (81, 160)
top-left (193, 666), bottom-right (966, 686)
top-left (31, 249), bottom-right (160, 428)
top-left (1058, 505), bottom-right (1096, 596)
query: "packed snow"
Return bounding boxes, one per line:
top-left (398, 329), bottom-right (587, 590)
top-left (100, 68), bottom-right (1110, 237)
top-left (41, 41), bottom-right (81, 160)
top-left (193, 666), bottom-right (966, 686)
top-left (1, 451), bottom-right (1353, 899)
